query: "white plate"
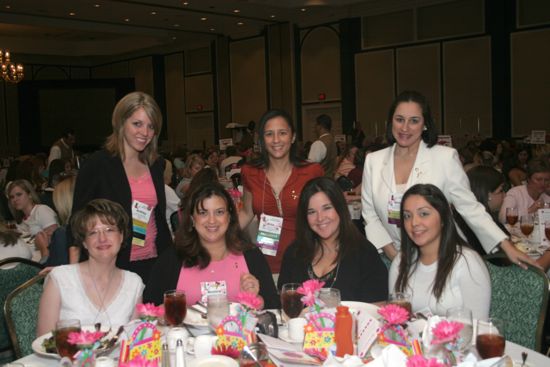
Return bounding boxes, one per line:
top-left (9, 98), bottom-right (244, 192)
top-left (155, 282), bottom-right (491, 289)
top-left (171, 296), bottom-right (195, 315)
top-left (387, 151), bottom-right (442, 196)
top-left (184, 303), bottom-right (239, 328)
top-left (32, 325), bottom-right (119, 359)
top-left (187, 355), bottom-right (238, 367)
top-left (341, 301), bottom-right (380, 319)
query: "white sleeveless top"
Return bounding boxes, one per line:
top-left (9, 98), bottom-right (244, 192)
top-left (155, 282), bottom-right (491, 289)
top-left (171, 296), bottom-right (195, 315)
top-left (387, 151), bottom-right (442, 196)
top-left (47, 264), bottom-right (144, 328)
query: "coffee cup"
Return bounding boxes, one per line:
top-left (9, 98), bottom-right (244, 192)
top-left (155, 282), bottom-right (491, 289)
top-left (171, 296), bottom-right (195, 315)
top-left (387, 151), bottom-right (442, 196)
top-left (194, 334), bottom-right (218, 358)
top-left (288, 317), bottom-right (307, 342)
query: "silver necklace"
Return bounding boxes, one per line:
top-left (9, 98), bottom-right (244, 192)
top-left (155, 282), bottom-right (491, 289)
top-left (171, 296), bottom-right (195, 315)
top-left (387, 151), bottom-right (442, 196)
top-left (88, 262), bottom-right (115, 328)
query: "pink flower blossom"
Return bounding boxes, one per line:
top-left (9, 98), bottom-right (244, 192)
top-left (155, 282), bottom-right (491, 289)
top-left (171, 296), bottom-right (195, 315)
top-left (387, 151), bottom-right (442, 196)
top-left (406, 355), bottom-right (446, 367)
top-left (297, 280), bottom-right (325, 307)
top-left (119, 356), bottom-right (159, 367)
top-left (431, 320), bottom-right (464, 345)
top-left (378, 304), bottom-right (409, 325)
top-left (237, 291), bottom-right (263, 310)
top-left (136, 303), bottom-right (165, 320)
top-left (67, 330), bottom-right (105, 346)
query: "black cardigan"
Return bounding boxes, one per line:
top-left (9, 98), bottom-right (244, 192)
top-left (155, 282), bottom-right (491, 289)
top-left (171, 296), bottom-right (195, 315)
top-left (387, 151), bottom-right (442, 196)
top-left (69, 150), bottom-right (172, 281)
top-left (278, 237), bottom-right (388, 303)
top-left (143, 246), bottom-right (280, 309)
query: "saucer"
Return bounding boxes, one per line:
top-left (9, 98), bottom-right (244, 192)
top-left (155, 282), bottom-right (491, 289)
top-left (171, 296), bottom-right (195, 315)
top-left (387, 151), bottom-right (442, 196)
top-left (278, 329), bottom-right (303, 344)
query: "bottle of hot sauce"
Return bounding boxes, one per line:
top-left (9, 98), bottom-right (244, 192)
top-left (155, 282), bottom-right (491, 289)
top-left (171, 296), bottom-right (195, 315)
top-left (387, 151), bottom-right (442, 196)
top-left (335, 305), bottom-right (354, 357)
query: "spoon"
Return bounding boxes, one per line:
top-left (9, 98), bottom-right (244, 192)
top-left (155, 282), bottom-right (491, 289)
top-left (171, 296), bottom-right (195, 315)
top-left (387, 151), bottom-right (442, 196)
top-left (521, 351), bottom-right (528, 367)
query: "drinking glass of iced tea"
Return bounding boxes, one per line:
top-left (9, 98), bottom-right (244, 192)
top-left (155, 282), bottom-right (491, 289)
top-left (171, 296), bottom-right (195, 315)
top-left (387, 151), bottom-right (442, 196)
top-left (389, 292), bottom-right (412, 318)
top-left (506, 207), bottom-right (518, 227)
top-left (476, 318), bottom-right (505, 359)
top-left (281, 283), bottom-right (304, 320)
top-left (54, 319), bottom-right (81, 360)
top-left (164, 290), bottom-right (187, 326)
top-left (520, 214), bottom-right (534, 238)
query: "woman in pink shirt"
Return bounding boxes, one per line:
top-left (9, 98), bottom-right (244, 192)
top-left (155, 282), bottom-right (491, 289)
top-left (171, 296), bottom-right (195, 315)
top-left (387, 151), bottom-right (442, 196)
top-left (144, 182), bottom-right (279, 308)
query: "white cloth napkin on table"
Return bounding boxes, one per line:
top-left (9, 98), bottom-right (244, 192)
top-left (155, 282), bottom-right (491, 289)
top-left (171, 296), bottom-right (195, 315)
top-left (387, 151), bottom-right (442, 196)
top-left (361, 344), bottom-right (408, 367)
top-left (322, 354), bottom-right (366, 367)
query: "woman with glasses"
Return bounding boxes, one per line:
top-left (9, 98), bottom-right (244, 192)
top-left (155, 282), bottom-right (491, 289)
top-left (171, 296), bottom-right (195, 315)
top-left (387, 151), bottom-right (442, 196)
top-left (37, 199), bottom-right (143, 335)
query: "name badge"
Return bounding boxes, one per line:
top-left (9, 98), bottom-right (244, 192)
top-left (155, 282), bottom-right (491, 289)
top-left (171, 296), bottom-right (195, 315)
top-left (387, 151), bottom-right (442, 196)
top-left (200, 280), bottom-right (227, 304)
top-left (256, 213), bottom-right (283, 256)
top-left (387, 192), bottom-right (403, 226)
top-left (131, 200), bottom-right (153, 247)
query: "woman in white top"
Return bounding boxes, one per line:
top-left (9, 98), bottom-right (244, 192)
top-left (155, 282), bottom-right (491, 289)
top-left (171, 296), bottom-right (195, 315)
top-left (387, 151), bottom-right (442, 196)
top-left (37, 199), bottom-right (143, 335)
top-left (361, 90), bottom-right (536, 269)
top-left (7, 179), bottom-right (58, 236)
top-left (389, 184), bottom-right (491, 320)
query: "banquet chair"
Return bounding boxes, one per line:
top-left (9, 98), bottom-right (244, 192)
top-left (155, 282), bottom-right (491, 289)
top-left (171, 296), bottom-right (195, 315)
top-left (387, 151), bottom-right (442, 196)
top-left (4, 274), bottom-right (46, 359)
top-left (0, 258), bottom-right (43, 357)
top-left (484, 253), bottom-right (549, 352)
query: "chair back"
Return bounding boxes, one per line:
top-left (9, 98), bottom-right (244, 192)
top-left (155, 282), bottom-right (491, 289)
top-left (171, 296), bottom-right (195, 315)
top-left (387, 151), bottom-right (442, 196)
top-left (484, 254), bottom-right (549, 351)
top-left (4, 274), bottom-right (45, 358)
top-left (0, 258), bottom-right (43, 351)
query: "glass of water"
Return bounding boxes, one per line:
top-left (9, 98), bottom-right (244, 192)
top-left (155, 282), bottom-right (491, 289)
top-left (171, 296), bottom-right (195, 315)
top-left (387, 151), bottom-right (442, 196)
top-left (207, 294), bottom-right (229, 329)
top-left (445, 306), bottom-right (473, 353)
top-left (318, 288), bottom-right (341, 308)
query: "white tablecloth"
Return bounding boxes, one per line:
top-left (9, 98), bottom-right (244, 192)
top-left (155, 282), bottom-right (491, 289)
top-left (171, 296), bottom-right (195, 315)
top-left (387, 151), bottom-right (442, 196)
top-left (9, 340), bottom-right (550, 366)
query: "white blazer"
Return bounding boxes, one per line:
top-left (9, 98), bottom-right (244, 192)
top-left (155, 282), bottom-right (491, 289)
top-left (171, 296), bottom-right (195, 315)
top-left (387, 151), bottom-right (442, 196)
top-left (361, 141), bottom-right (506, 252)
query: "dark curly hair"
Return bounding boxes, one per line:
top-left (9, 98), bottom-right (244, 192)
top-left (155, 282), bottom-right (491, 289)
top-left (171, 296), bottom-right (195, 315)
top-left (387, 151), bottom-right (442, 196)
top-left (174, 182), bottom-right (252, 269)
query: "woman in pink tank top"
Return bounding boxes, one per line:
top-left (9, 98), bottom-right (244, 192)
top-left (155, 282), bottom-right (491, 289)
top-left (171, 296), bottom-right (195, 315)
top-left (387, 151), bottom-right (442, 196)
top-left (143, 182), bottom-right (279, 309)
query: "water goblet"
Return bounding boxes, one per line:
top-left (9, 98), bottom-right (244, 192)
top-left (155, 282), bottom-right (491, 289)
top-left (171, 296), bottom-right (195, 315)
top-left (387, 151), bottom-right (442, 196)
top-left (318, 288), bottom-right (341, 308)
top-left (506, 207), bottom-right (518, 227)
top-left (520, 214), bottom-right (534, 239)
top-left (207, 294), bottom-right (229, 329)
top-left (445, 307), bottom-right (473, 353)
top-left (388, 292), bottom-right (412, 317)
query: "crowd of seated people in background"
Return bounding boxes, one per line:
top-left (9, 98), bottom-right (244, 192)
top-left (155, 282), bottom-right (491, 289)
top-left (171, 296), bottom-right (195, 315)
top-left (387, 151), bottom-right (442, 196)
top-left (1, 91), bottom-right (550, 348)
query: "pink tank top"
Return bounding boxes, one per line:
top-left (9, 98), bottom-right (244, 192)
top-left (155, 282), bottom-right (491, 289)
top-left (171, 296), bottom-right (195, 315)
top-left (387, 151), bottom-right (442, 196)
top-left (176, 252), bottom-right (249, 305)
top-left (128, 171), bottom-right (158, 261)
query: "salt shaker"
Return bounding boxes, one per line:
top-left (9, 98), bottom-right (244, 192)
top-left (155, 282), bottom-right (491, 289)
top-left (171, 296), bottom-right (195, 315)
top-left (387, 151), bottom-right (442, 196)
top-left (175, 339), bottom-right (186, 367)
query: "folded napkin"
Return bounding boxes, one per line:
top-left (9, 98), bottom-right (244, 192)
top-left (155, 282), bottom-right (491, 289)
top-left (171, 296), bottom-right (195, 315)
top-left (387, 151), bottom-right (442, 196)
top-left (361, 344), bottom-right (408, 367)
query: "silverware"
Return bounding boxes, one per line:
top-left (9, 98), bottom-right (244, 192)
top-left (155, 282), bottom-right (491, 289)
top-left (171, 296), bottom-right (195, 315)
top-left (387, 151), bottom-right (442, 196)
top-left (521, 351), bottom-right (528, 366)
top-left (242, 345), bottom-right (262, 367)
top-left (104, 325), bottom-right (125, 351)
top-left (189, 305), bottom-right (207, 319)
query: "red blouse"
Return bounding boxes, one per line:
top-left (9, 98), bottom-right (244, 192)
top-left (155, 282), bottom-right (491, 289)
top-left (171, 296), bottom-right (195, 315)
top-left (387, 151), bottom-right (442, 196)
top-left (241, 162), bottom-right (324, 272)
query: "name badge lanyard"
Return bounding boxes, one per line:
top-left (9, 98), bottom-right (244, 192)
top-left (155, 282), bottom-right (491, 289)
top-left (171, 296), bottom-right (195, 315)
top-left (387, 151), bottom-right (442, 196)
top-left (256, 171), bottom-right (284, 256)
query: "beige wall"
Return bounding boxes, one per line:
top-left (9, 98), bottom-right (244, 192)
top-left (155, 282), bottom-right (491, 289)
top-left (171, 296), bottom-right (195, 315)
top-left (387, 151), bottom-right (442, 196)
top-left (230, 37), bottom-right (268, 125)
top-left (164, 52), bottom-right (186, 150)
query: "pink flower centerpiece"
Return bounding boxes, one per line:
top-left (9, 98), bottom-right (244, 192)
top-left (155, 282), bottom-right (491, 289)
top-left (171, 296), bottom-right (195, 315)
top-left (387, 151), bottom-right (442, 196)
top-left (431, 320), bottom-right (464, 345)
top-left (136, 303), bottom-right (165, 322)
top-left (68, 330), bottom-right (105, 349)
top-left (237, 291), bottom-right (263, 311)
top-left (376, 304), bottom-right (411, 352)
top-left (378, 304), bottom-right (410, 325)
top-left (407, 355), bottom-right (446, 367)
top-left (297, 279), bottom-right (325, 308)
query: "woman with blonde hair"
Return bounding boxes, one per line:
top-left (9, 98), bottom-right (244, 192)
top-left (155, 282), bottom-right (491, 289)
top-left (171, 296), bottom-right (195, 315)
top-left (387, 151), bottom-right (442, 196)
top-left (175, 153), bottom-right (205, 197)
top-left (69, 91), bottom-right (172, 281)
top-left (53, 176), bottom-right (76, 226)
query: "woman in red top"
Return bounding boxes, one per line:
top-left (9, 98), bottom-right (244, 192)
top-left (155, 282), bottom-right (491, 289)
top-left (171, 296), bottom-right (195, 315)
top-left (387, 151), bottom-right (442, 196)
top-left (239, 109), bottom-right (323, 273)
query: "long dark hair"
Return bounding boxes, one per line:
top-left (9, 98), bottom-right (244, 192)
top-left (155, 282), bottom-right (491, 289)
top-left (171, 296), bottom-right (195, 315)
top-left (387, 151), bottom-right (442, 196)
top-left (249, 109), bottom-right (307, 168)
top-left (395, 184), bottom-right (463, 301)
top-left (295, 177), bottom-right (362, 265)
top-left (175, 182), bottom-right (252, 269)
top-left (467, 166), bottom-right (505, 216)
top-left (385, 91), bottom-right (438, 147)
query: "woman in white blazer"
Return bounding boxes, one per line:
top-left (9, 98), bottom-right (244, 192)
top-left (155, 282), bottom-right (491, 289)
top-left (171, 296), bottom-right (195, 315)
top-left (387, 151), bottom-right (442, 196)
top-left (361, 90), bottom-right (536, 268)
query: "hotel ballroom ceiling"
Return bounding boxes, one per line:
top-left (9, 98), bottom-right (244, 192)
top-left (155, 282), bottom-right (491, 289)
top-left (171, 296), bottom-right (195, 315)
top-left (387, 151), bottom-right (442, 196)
top-left (0, 0), bottom-right (452, 59)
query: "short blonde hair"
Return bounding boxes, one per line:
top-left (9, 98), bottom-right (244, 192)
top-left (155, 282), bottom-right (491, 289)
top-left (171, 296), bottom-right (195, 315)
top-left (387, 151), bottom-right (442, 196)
top-left (53, 176), bottom-right (76, 225)
top-left (105, 91), bottom-right (162, 164)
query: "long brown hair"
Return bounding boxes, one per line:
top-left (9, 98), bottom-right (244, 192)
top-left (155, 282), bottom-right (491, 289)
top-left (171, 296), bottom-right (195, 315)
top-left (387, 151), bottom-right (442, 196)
top-left (295, 177), bottom-right (362, 265)
top-left (6, 179), bottom-right (41, 223)
top-left (394, 184), bottom-right (463, 301)
top-left (174, 182), bottom-right (252, 269)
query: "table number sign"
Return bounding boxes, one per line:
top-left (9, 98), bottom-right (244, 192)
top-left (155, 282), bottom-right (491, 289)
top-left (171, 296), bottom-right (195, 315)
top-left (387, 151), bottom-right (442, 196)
top-left (356, 313), bottom-right (380, 358)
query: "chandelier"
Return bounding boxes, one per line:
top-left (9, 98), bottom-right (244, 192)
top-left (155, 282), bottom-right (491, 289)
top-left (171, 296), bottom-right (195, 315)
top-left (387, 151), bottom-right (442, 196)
top-left (0, 49), bottom-right (24, 83)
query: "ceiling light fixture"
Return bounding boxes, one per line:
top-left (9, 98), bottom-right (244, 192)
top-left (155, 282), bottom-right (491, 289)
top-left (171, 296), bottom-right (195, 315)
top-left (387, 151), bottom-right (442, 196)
top-left (151, 11), bottom-right (157, 15)
top-left (233, 9), bottom-right (240, 13)
top-left (0, 49), bottom-right (24, 84)
top-left (173, 24), bottom-right (180, 27)
top-left (270, 14), bottom-right (276, 18)
top-left (69, 12), bottom-right (76, 16)
top-left (237, 21), bottom-right (244, 26)
top-left (124, 18), bottom-right (130, 22)
top-left (300, 8), bottom-right (307, 12)
top-left (182, 1), bottom-right (189, 6)
top-left (209, 28), bottom-right (215, 31)
top-left (5, 5), bottom-right (11, 9)
top-left (93, 4), bottom-right (100, 8)
top-left (200, 17), bottom-right (207, 21)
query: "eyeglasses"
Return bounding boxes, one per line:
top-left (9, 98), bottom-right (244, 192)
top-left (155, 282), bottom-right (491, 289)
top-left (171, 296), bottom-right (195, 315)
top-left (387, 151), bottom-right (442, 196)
top-left (85, 226), bottom-right (120, 240)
